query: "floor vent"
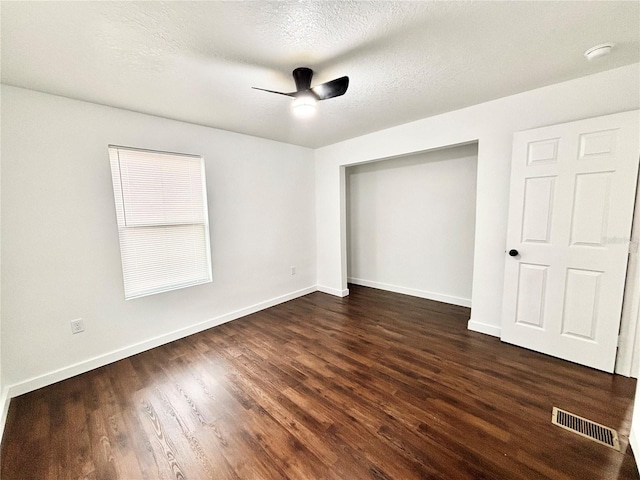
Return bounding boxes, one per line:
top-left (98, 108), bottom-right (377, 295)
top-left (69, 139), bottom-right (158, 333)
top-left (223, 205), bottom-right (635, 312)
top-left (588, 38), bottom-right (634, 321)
top-left (552, 407), bottom-right (619, 450)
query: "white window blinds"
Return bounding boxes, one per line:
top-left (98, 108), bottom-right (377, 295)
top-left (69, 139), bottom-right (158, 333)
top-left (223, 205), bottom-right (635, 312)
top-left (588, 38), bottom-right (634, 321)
top-left (109, 146), bottom-right (212, 300)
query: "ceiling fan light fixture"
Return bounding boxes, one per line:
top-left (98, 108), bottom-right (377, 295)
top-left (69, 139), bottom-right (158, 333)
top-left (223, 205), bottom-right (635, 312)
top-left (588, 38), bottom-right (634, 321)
top-left (253, 67), bottom-right (348, 118)
top-left (292, 94), bottom-right (317, 118)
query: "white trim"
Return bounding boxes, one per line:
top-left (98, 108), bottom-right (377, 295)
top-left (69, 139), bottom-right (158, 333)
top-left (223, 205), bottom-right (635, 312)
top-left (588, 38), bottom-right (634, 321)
top-left (468, 318), bottom-right (502, 337)
top-left (348, 277), bottom-right (472, 308)
top-left (0, 387), bottom-right (10, 445)
top-left (317, 285), bottom-right (350, 297)
top-left (5, 286), bottom-right (317, 399)
top-left (631, 425), bottom-right (640, 474)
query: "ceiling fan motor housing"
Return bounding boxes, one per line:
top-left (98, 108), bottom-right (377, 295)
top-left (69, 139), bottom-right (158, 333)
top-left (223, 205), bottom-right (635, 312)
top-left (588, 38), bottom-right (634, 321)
top-left (292, 67), bottom-right (314, 92)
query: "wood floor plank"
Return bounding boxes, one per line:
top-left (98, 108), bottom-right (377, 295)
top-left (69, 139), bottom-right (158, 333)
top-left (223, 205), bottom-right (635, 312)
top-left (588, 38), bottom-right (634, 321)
top-left (1, 284), bottom-right (638, 479)
top-left (89, 375), bottom-right (146, 479)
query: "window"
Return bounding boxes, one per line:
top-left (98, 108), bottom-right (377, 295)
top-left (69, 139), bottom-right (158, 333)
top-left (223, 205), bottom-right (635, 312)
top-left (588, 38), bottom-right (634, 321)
top-left (108, 145), bottom-right (212, 299)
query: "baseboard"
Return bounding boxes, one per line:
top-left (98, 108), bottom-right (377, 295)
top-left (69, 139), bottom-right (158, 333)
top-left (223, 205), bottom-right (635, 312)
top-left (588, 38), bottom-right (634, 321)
top-left (6, 285), bottom-right (317, 399)
top-left (468, 318), bottom-right (502, 338)
top-left (631, 425), bottom-right (640, 474)
top-left (317, 285), bottom-right (350, 297)
top-left (0, 387), bottom-right (10, 446)
top-left (348, 277), bottom-right (472, 308)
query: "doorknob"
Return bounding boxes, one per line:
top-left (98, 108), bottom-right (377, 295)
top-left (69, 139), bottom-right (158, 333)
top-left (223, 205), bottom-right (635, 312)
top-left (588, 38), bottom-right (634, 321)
top-left (508, 249), bottom-right (519, 257)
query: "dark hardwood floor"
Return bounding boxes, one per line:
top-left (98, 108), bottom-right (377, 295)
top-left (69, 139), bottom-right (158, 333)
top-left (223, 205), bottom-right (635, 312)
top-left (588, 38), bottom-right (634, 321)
top-left (1, 284), bottom-right (638, 479)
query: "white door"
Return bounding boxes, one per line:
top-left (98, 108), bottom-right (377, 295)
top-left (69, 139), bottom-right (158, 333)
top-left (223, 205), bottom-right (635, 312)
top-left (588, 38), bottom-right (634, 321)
top-left (501, 110), bottom-right (640, 372)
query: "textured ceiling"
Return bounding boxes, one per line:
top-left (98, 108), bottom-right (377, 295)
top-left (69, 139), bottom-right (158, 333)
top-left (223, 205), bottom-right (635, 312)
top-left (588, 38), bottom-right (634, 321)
top-left (2, 1), bottom-right (639, 148)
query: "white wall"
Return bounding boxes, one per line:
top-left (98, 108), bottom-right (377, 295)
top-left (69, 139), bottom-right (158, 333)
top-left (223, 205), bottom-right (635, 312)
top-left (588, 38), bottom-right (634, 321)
top-left (315, 63), bottom-right (640, 338)
top-left (0, 87), bottom-right (5, 441)
top-left (0, 85), bottom-right (316, 395)
top-left (346, 144), bottom-right (477, 306)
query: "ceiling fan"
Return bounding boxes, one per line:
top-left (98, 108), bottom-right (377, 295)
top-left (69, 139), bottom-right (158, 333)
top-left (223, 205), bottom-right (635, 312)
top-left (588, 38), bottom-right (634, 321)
top-left (252, 67), bottom-right (349, 117)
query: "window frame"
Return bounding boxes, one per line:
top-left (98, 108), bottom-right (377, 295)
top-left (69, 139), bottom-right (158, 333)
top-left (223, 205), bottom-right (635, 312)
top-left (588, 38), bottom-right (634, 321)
top-left (108, 144), bottom-right (213, 300)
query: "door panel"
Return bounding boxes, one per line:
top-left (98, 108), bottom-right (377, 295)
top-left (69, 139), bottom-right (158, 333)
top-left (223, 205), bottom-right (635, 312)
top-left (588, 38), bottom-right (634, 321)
top-left (578, 129), bottom-right (617, 160)
top-left (515, 263), bottom-right (549, 329)
top-left (522, 176), bottom-right (556, 244)
top-left (501, 110), bottom-right (639, 372)
top-left (527, 138), bottom-right (560, 165)
top-left (561, 268), bottom-right (601, 340)
top-left (570, 172), bottom-right (611, 247)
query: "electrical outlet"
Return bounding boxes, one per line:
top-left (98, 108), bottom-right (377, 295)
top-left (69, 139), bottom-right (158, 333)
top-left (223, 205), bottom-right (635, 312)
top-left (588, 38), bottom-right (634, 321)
top-left (291, 266), bottom-right (296, 275)
top-left (70, 318), bottom-right (84, 334)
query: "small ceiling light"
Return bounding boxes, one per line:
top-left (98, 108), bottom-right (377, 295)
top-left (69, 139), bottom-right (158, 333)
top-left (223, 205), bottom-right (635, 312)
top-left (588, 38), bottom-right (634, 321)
top-left (292, 94), bottom-right (317, 118)
top-left (584, 43), bottom-right (614, 61)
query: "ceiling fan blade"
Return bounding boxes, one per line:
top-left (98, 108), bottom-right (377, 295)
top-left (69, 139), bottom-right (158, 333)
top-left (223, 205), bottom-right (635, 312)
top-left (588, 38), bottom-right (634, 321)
top-left (311, 76), bottom-right (349, 100)
top-left (251, 87), bottom-right (296, 97)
